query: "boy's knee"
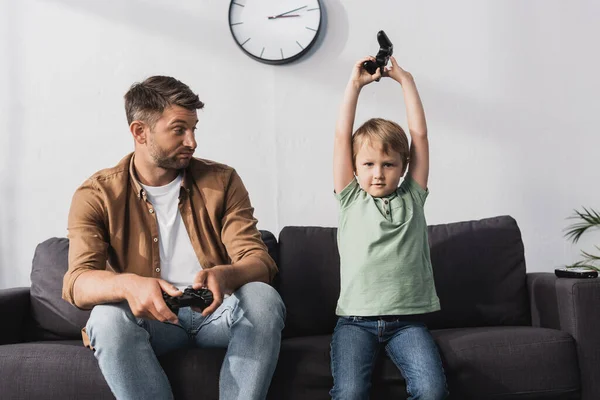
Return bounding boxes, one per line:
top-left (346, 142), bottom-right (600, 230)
top-left (409, 380), bottom-right (448, 400)
top-left (330, 383), bottom-right (369, 400)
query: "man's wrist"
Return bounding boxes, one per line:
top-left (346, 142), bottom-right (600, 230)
top-left (114, 273), bottom-right (135, 301)
top-left (211, 264), bottom-right (234, 293)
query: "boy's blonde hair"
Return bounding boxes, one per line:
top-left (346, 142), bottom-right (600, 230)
top-left (352, 118), bottom-right (410, 169)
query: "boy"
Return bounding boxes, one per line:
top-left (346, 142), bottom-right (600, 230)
top-left (330, 56), bottom-right (448, 399)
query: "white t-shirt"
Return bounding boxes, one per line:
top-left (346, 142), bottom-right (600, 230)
top-left (140, 174), bottom-right (202, 289)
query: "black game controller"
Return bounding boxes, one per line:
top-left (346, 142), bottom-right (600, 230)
top-left (363, 30), bottom-right (394, 80)
top-left (163, 286), bottom-right (214, 314)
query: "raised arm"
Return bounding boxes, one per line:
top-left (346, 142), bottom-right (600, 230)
top-left (333, 57), bottom-right (382, 194)
top-left (384, 56), bottom-right (429, 190)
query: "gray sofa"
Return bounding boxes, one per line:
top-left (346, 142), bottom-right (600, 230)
top-left (1, 215), bottom-right (599, 399)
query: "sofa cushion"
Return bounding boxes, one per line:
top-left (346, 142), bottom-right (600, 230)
top-left (0, 342), bottom-right (114, 399)
top-left (30, 238), bottom-right (91, 339)
top-left (28, 231), bottom-right (278, 340)
top-left (435, 326), bottom-right (580, 399)
top-left (277, 215), bottom-right (531, 338)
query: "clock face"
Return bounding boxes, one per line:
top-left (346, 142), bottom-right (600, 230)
top-left (229, 0), bottom-right (322, 65)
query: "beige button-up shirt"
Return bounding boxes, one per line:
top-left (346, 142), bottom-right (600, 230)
top-left (62, 153), bottom-right (276, 306)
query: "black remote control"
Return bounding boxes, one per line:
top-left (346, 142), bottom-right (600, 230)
top-left (555, 267), bottom-right (598, 279)
top-left (163, 286), bottom-right (214, 314)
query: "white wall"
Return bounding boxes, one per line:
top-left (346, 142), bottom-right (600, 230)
top-left (1, 0), bottom-right (599, 289)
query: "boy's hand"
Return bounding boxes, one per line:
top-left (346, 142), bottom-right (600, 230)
top-left (383, 56), bottom-right (413, 85)
top-left (350, 56), bottom-right (382, 89)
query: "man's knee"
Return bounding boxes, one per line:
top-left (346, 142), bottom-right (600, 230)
top-left (87, 302), bottom-right (142, 344)
top-left (234, 282), bottom-right (285, 328)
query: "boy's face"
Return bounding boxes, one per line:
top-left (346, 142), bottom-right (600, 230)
top-left (355, 141), bottom-right (405, 197)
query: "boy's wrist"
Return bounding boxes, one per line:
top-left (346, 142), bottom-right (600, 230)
top-left (347, 80), bottom-right (363, 93)
top-left (396, 72), bottom-right (414, 86)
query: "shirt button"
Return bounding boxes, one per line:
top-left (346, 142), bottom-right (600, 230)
top-left (386, 210), bottom-right (390, 215)
top-left (155, 268), bottom-right (160, 272)
top-left (153, 237), bottom-right (158, 243)
top-left (384, 200), bottom-right (389, 204)
top-left (149, 208), bottom-right (154, 214)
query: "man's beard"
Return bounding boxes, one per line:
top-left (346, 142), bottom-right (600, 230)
top-left (149, 141), bottom-right (191, 170)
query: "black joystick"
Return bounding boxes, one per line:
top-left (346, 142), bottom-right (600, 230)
top-left (363, 30), bottom-right (394, 80)
top-left (163, 286), bottom-right (214, 314)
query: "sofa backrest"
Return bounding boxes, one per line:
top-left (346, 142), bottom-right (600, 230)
top-left (27, 231), bottom-right (279, 340)
top-left (278, 215), bottom-right (531, 338)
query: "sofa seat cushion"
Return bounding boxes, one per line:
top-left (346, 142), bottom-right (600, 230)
top-left (269, 327), bottom-right (581, 400)
top-left (0, 341), bottom-right (114, 399)
top-left (0, 327), bottom-right (579, 400)
top-left (434, 326), bottom-right (580, 399)
top-left (0, 341), bottom-right (226, 400)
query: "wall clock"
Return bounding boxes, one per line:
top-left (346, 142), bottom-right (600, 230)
top-left (228, 0), bottom-right (322, 65)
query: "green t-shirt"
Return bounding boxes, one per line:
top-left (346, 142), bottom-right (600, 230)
top-left (335, 177), bottom-right (440, 316)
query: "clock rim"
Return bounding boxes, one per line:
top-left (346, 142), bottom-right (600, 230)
top-left (228, 0), bottom-right (322, 65)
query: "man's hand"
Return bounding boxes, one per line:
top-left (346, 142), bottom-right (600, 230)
top-left (192, 266), bottom-right (231, 316)
top-left (383, 56), bottom-right (413, 85)
top-left (350, 56), bottom-right (383, 89)
top-left (121, 274), bottom-right (181, 323)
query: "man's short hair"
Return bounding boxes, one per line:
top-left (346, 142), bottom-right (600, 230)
top-left (124, 76), bottom-right (204, 128)
top-left (352, 118), bottom-right (410, 168)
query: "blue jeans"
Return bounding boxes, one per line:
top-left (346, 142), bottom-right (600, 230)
top-left (86, 282), bottom-right (285, 400)
top-left (330, 316), bottom-right (448, 400)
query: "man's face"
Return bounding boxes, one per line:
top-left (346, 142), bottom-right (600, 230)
top-left (355, 141), bottom-right (405, 197)
top-left (146, 105), bottom-right (198, 170)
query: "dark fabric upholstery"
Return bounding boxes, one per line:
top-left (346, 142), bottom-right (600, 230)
top-left (29, 238), bottom-right (91, 340)
top-left (0, 287), bottom-right (30, 344)
top-left (424, 215), bottom-right (531, 329)
top-left (0, 326), bottom-right (581, 400)
top-left (278, 215), bottom-right (531, 338)
top-left (271, 327), bottom-right (580, 400)
top-left (435, 326), bottom-right (579, 399)
top-left (278, 226), bottom-right (340, 338)
top-left (0, 342), bottom-right (114, 399)
top-left (529, 273), bottom-right (600, 400)
top-left (27, 231), bottom-right (279, 341)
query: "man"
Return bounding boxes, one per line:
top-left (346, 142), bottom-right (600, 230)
top-left (62, 76), bottom-right (285, 400)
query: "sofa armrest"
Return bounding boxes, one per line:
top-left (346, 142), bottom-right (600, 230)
top-left (527, 272), bottom-right (600, 400)
top-left (0, 287), bottom-right (30, 344)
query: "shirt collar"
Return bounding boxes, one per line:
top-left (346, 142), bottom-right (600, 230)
top-left (129, 153), bottom-right (192, 199)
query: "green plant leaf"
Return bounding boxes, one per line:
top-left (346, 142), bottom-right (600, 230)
top-left (564, 207), bottom-right (600, 243)
top-left (566, 262), bottom-right (600, 272)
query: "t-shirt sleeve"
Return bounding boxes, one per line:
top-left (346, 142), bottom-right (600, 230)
top-left (399, 176), bottom-right (429, 207)
top-left (334, 178), bottom-right (361, 208)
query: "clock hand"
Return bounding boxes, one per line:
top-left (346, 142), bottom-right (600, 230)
top-left (268, 5), bottom-right (306, 19)
top-left (267, 14), bottom-right (300, 20)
